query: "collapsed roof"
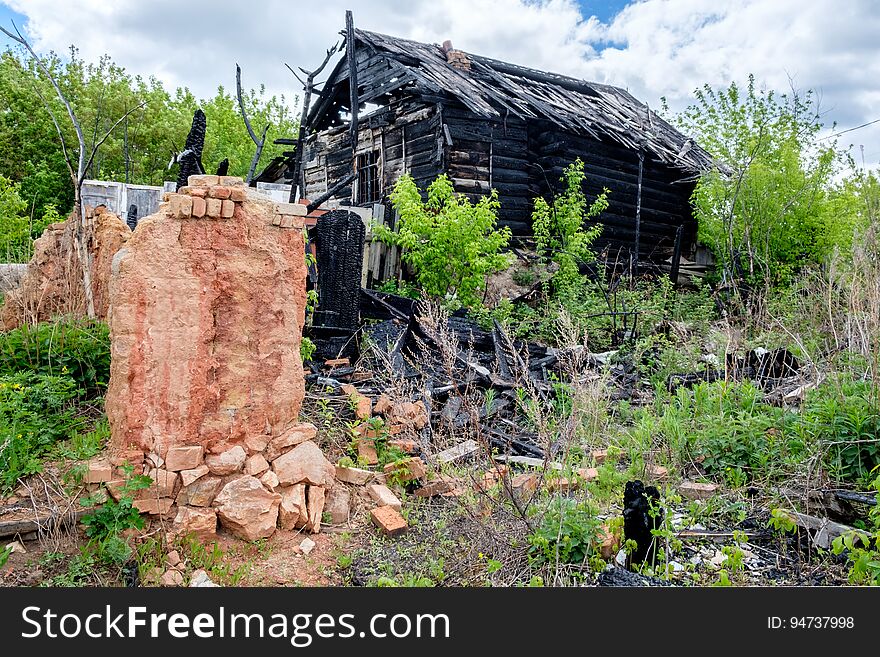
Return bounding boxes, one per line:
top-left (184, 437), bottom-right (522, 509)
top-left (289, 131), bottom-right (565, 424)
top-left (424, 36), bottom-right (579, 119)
top-left (310, 29), bottom-right (713, 173)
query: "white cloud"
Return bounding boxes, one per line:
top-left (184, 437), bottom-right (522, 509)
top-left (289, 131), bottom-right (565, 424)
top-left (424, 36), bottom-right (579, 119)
top-left (4, 0), bottom-right (879, 163)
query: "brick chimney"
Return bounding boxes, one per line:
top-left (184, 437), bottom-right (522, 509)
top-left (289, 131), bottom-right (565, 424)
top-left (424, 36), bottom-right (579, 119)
top-left (441, 39), bottom-right (471, 71)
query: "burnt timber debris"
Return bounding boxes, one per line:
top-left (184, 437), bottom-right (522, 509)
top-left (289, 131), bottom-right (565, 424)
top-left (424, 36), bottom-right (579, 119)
top-left (174, 109), bottom-right (207, 191)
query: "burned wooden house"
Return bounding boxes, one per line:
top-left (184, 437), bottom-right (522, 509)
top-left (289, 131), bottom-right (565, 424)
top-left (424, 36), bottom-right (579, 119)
top-left (260, 27), bottom-right (713, 264)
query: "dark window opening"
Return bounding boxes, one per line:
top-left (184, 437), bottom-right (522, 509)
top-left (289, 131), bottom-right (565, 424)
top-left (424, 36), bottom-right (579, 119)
top-left (356, 150), bottom-right (381, 204)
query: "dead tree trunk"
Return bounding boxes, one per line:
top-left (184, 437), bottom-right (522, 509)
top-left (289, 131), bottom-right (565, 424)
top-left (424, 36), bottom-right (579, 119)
top-left (286, 42), bottom-right (340, 202)
top-left (235, 64), bottom-right (269, 185)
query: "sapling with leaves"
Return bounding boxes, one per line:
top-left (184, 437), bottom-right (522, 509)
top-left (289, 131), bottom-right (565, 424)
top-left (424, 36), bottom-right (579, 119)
top-left (376, 174), bottom-right (511, 310)
top-left (532, 158), bottom-right (608, 302)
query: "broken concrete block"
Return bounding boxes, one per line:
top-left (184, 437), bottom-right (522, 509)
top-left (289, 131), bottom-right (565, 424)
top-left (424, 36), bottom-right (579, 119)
top-left (435, 439), bottom-right (479, 464)
top-left (366, 483), bottom-right (401, 511)
top-left (679, 481), bottom-right (719, 500)
top-left (370, 505), bottom-right (407, 536)
top-left (165, 446), bottom-right (204, 472)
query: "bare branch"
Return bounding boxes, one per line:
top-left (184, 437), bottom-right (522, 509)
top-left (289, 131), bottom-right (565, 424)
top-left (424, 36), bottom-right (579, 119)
top-left (82, 101), bottom-right (146, 180)
top-left (284, 63), bottom-right (307, 88)
top-left (235, 63), bottom-right (260, 145)
top-left (1, 21), bottom-right (87, 179)
top-left (26, 70), bottom-right (76, 183)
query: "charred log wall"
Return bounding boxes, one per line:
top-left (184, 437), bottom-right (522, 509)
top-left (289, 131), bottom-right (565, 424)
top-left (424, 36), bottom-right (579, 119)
top-left (530, 122), bottom-right (698, 260)
top-left (303, 101), bottom-right (444, 206)
top-left (442, 106), bottom-right (532, 235)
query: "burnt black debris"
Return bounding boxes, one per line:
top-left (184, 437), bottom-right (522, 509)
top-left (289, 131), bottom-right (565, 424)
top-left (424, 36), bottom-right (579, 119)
top-left (313, 210), bottom-right (365, 331)
top-left (623, 480), bottom-right (663, 567)
top-left (175, 109), bottom-right (206, 191)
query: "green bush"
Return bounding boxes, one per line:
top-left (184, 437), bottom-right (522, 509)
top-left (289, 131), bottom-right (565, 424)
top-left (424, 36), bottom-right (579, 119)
top-left (0, 318), bottom-right (110, 397)
top-left (799, 377), bottom-right (880, 484)
top-left (0, 371), bottom-right (81, 490)
top-left (376, 174), bottom-right (511, 309)
top-left (81, 465), bottom-right (152, 565)
top-left (528, 497), bottom-right (601, 565)
top-left (533, 158), bottom-right (607, 302)
top-left (672, 75), bottom-right (843, 288)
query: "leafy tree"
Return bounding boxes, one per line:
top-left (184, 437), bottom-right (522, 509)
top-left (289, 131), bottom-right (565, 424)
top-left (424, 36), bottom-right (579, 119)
top-left (669, 75), bottom-right (841, 290)
top-left (376, 174), bottom-right (511, 309)
top-left (0, 46), bottom-right (298, 222)
top-left (0, 174), bottom-right (29, 261)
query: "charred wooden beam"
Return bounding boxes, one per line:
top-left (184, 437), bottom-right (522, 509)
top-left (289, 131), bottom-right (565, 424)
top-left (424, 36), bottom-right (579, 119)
top-left (236, 63), bottom-right (269, 185)
top-left (306, 171), bottom-right (356, 212)
top-left (286, 42), bottom-right (341, 201)
top-left (346, 10), bottom-right (359, 161)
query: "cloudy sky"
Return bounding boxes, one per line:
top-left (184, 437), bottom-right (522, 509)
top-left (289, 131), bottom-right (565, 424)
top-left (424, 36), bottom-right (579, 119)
top-left (1, 0), bottom-right (878, 166)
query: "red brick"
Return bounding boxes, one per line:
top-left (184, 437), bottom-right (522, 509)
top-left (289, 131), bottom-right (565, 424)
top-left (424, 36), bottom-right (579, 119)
top-left (370, 505), bottom-right (407, 536)
top-left (388, 438), bottom-right (417, 454)
top-left (357, 438), bottom-right (379, 466)
top-left (384, 457), bottom-right (426, 482)
top-left (577, 467), bottom-right (599, 482)
top-left (191, 196), bottom-right (206, 218)
top-left (221, 199), bottom-right (235, 218)
top-left (208, 185), bottom-right (231, 199)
